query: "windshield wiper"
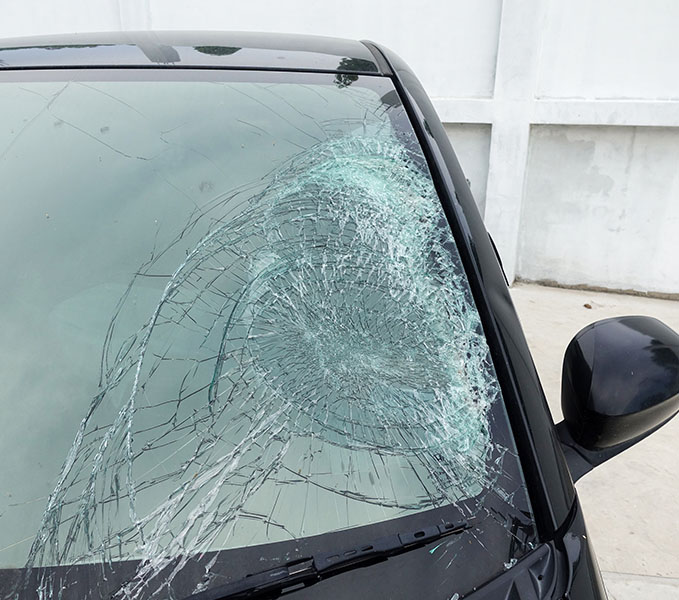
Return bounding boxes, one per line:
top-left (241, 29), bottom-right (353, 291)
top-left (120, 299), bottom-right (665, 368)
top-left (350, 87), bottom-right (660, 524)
top-left (183, 518), bottom-right (472, 600)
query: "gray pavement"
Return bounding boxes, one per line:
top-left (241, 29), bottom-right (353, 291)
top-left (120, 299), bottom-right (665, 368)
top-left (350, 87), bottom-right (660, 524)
top-left (510, 282), bottom-right (679, 599)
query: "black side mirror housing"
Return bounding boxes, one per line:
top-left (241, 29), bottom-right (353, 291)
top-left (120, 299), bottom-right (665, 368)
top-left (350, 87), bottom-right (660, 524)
top-left (556, 315), bottom-right (679, 482)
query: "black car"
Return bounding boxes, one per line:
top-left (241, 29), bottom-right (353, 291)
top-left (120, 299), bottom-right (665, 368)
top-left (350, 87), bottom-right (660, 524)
top-left (0, 32), bottom-right (677, 600)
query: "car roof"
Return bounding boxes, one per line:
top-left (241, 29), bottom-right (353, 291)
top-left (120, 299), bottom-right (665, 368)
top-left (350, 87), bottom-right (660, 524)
top-left (0, 31), bottom-right (385, 74)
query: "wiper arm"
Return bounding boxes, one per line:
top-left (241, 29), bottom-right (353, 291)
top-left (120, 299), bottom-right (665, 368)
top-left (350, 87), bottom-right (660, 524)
top-left (184, 518), bottom-right (472, 600)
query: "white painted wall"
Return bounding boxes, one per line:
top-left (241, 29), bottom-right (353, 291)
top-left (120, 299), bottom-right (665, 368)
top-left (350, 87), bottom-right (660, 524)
top-left (520, 126), bottom-right (679, 295)
top-left (2, 0), bottom-right (678, 293)
top-left (537, 0), bottom-right (679, 100)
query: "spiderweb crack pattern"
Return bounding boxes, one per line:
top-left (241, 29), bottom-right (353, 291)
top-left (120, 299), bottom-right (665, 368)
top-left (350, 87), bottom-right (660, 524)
top-left (22, 130), bottom-right (506, 600)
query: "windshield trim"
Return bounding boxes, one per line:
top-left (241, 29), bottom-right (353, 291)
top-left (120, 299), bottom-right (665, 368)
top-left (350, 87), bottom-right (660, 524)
top-left (0, 66), bottom-right (390, 84)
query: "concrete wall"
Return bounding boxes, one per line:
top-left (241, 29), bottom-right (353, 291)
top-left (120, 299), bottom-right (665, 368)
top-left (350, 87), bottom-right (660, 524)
top-left (2, 0), bottom-right (678, 293)
top-left (520, 126), bottom-right (679, 295)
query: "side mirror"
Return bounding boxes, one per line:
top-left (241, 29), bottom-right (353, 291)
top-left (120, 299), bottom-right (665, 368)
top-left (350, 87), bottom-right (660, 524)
top-left (556, 316), bottom-right (679, 481)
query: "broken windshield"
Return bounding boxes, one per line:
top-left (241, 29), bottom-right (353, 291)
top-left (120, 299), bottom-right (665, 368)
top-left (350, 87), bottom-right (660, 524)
top-left (0, 70), bottom-right (536, 600)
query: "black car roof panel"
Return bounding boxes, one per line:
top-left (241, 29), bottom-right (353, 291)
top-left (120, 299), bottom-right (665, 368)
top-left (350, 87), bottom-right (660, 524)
top-left (0, 31), bottom-right (382, 74)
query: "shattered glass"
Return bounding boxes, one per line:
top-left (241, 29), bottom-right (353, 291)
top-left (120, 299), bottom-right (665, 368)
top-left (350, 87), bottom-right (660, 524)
top-left (0, 72), bottom-right (535, 600)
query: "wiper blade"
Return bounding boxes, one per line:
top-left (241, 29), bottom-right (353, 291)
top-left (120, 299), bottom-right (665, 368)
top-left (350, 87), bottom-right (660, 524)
top-left (184, 518), bottom-right (472, 600)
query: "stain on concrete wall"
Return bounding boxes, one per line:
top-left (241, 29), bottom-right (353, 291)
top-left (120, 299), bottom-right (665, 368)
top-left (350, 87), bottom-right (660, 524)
top-left (518, 125), bottom-right (679, 294)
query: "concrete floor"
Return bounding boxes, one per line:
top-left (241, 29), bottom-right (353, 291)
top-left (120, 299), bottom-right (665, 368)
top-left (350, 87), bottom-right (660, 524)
top-left (510, 283), bottom-right (679, 599)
